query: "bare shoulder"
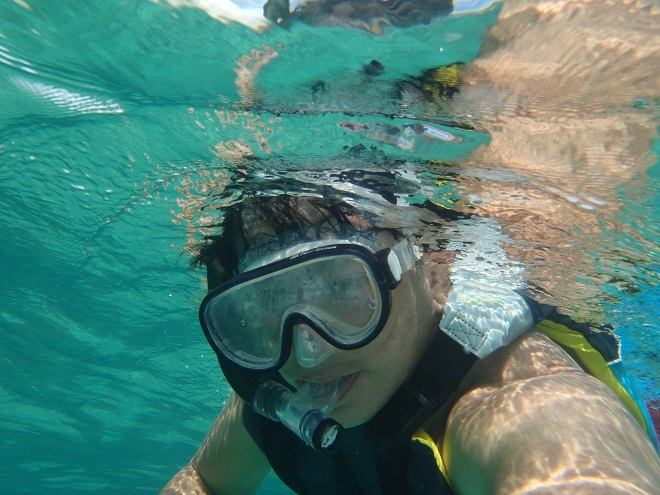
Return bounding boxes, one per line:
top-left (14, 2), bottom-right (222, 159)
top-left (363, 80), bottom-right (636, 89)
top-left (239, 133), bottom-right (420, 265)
top-left (192, 392), bottom-right (271, 495)
top-left (441, 330), bottom-right (660, 494)
top-left (460, 327), bottom-right (586, 388)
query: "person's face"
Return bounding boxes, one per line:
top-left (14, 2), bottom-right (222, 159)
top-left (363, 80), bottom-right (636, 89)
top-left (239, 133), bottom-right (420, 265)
top-left (260, 230), bottom-right (446, 428)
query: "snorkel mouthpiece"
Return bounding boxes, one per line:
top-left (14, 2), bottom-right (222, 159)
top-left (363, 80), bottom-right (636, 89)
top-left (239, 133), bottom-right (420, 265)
top-left (252, 380), bottom-right (345, 455)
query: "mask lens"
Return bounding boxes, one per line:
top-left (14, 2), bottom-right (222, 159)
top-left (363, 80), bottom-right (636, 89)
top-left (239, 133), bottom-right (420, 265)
top-left (201, 253), bottom-right (383, 370)
top-left (203, 281), bottom-right (283, 369)
top-left (294, 256), bottom-right (380, 330)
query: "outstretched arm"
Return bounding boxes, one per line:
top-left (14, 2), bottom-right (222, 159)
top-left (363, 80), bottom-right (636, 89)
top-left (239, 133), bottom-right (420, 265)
top-left (161, 393), bottom-right (271, 495)
top-left (160, 463), bottom-right (215, 495)
top-left (443, 330), bottom-right (660, 495)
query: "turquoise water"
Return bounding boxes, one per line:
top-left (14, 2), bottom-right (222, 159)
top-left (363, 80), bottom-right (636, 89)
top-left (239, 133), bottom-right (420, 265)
top-left (0, 1), bottom-right (658, 494)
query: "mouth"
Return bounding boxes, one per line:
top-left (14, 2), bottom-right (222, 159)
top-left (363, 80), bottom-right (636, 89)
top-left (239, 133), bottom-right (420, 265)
top-left (338, 372), bottom-right (360, 403)
top-left (291, 372), bottom-right (360, 409)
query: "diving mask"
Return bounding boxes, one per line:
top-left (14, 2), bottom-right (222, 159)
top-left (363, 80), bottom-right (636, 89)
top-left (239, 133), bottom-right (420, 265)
top-left (199, 239), bottom-right (418, 371)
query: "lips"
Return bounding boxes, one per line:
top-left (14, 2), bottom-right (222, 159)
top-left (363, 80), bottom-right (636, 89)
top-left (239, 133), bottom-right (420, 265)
top-left (338, 372), bottom-right (360, 403)
top-left (292, 372), bottom-right (349, 389)
top-left (290, 372), bottom-right (360, 410)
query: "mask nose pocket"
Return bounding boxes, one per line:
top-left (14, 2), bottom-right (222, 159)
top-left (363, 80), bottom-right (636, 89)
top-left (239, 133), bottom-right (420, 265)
top-left (293, 324), bottom-right (337, 368)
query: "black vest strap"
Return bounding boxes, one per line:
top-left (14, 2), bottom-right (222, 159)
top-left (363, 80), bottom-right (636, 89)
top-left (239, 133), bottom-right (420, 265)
top-left (244, 406), bottom-right (455, 495)
top-left (367, 330), bottom-right (478, 450)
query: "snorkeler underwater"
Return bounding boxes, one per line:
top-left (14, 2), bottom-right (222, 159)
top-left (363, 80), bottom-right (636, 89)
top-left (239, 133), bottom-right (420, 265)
top-left (0, 1), bottom-right (658, 495)
top-left (159, 1), bottom-right (660, 494)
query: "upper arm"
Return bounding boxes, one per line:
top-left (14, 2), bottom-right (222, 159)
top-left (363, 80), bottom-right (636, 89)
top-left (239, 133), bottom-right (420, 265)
top-left (442, 330), bottom-right (660, 494)
top-left (192, 392), bottom-right (271, 495)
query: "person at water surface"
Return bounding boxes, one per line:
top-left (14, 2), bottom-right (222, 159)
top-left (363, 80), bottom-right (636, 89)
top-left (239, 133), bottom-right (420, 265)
top-left (162, 195), bottom-right (660, 495)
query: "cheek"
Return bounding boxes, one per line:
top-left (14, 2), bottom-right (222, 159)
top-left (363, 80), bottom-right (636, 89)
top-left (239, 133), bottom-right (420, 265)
top-left (354, 304), bottom-right (423, 385)
top-left (366, 274), bottom-right (436, 373)
top-left (333, 369), bottom-right (395, 427)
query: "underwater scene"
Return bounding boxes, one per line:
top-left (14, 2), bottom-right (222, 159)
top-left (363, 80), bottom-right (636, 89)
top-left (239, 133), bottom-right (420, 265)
top-left (0, 0), bottom-right (658, 493)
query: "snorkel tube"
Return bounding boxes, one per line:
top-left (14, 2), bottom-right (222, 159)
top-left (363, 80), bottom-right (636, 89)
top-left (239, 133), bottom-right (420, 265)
top-left (214, 356), bottom-right (345, 455)
top-left (252, 379), bottom-right (345, 454)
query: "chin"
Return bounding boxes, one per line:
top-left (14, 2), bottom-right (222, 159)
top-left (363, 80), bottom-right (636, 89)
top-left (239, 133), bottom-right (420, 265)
top-left (332, 406), bottom-right (375, 429)
top-left (332, 385), bottom-right (391, 428)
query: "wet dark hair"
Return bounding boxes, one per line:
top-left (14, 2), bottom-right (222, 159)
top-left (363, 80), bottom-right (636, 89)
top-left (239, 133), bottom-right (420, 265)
top-left (193, 195), bottom-right (403, 288)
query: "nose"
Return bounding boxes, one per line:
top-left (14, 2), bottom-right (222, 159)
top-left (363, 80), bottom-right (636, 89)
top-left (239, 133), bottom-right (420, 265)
top-left (293, 324), bottom-right (337, 368)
